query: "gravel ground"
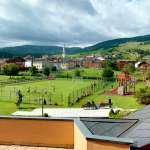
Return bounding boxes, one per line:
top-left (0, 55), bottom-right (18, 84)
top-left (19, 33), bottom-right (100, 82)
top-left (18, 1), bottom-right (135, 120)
top-left (0, 145), bottom-right (73, 150)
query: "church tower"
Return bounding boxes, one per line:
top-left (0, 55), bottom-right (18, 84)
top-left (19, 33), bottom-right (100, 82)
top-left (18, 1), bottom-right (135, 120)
top-left (62, 45), bottom-right (65, 59)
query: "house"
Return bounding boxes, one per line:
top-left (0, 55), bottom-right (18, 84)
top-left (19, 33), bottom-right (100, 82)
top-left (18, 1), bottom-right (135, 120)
top-left (5, 57), bottom-right (25, 70)
top-left (24, 55), bottom-right (33, 68)
top-left (48, 57), bottom-right (63, 71)
top-left (82, 55), bottom-right (105, 69)
top-left (117, 60), bottom-right (136, 70)
top-left (135, 61), bottom-right (150, 72)
top-left (0, 106), bottom-right (150, 149)
top-left (64, 58), bottom-right (82, 70)
top-left (0, 59), bottom-right (6, 69)
top-left (33, 58), bottom-right (52, 70)
top-left (1, 105), bottom-right (150, 150)
top-left (25, 59), bottom-right (33, 68)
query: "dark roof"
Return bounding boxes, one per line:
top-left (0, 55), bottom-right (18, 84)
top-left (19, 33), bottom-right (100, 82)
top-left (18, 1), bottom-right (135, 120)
top-left (120, 119), bottom-right (150, 148)
top-left (126, 105), bottom-right (150, 120)
top-left (122, 105), bottom-right (150, 148)
top-left (81, 105), bottom-right (150, 149)
top-left (81, 118), bottom-right (137, 137)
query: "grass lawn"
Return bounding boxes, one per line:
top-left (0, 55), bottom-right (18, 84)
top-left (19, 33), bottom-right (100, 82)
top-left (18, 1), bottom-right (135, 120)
top-left (0, 75), bottom-right (10, 81)
top-left (0, 75), bottom-right (144, 115)
top-left (0, 78), bottom-right (92, 108)
top-left (0, 101), bottom-right (37, 115)
top-left (74, 91), bottom-right (144, 109)
top-left (74, 80), bottom-right (144, 109)
top-left (60, 68), bottom-right (103, 78)
top-left (0, 101), bottom-right (67, 115)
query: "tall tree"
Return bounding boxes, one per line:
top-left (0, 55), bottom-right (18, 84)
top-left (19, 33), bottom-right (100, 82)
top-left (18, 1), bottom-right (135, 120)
top-left (43, 67), bottom-right (50, 77)
top-left (3, 63), bottom-right (19, 78)
top-left (102, 67), bottom-right (114, 79)
top-left (75, 69), bottom-right (81, 77)
top-left (29, 66), bottom-right (38, 76)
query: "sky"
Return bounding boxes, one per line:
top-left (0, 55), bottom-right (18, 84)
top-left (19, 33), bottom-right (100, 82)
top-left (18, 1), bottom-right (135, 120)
top-left (0, 0), bottom-right (150, 47)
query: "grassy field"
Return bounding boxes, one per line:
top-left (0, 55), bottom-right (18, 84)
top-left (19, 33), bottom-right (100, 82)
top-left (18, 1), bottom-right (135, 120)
top-left (0, 78), bottom-right (93, 106)
top-left (0, 74), bottom-right (145, 115)
top-left (60, 68), bottom-right (103, 78)
top-left (0, 77), bottom-right (95, 114)
top-left (74, 92), bottom-right (143, 109)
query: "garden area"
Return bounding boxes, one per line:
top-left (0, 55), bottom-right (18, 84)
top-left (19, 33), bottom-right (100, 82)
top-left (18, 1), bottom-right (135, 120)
top-left (0, 77), bottom-right (100, 114)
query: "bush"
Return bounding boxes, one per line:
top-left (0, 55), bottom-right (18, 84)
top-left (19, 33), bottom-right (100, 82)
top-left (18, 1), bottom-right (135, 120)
top-left (123, 64), bottom-right (135, 73)
top-left (29, 66), bottom-right (38, 76)
top-left (51, 66), bottom-right (57, 72)
top-left (102, 68), bottom-right (114, 79)
top-left (44, 113), bottom-right (49, 117)
top-left (102, 60), bottom-right (118, 70)
top-left (75, 69), bottom-right (81, 77)
top-left (54, 102), bottom-right (58, 106)
top-left (43, 67), bottom-right (50, 77)
top-left (135, 87), bottom-right (150, 105)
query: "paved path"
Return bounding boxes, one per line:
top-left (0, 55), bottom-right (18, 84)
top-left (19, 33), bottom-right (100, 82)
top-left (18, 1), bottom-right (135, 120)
top-left (12, 108), bottom-right (110, 118)
top-left (0, 145), bottom-right (73, 150)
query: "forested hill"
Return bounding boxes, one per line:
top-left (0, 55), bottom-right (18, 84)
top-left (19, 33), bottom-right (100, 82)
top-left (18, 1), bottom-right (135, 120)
top-left (0, 34), bottom-right (150, 58)
top-left (0, 45), bottom-right (84, 57)
top-left (84, 34), bottom-right (150, 51)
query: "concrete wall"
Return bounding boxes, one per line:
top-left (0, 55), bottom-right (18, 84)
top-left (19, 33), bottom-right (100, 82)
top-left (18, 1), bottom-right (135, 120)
top-left (0, 118), bottom-right (132, 150)
top-left (0, 118), bottom-right (74, 148)
top-left (74, 123), bottom-right (87, 150)
top-left (87, 139), bottom-right (130, 150)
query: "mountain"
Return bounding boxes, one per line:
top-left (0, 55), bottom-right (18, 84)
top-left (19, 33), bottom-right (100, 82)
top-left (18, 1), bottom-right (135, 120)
top-left (0, 34), bottom-right (150, 58)
top-left (0, 45), bottom-right (84, 58)
top-left (84, 34), bottom-right (150, 60)
top-left (84, 34), bottom-right (150, 51)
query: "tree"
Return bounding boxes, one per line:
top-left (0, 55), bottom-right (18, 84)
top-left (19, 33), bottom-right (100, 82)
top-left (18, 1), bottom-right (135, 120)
top-left (102, 60), bottom-right (118, 71)
top-left (3, 63), bottom-right (19, 78)
top-left (43, 67), bottom-right (50, 77)
top-left (29, 66), bottom-right (38, 76)
top-left (123, 64), bottom-right (135, 74)
top-left (51, 66), bottom-right (57, 72)
top-left (75, 69), bottom-right (81, 77)
top-left (102, 68), bottom-right (114, 79)
top-left (16, 90), bottom-right (23, 108)
top-left (135, 87), bottom-right (150, 105)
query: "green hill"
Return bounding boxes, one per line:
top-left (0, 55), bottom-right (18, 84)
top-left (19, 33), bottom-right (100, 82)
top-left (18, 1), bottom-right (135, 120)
top-left (83, 34), bottom-right (150, 60)
top-left (0, 34), bottom-right (150, 58)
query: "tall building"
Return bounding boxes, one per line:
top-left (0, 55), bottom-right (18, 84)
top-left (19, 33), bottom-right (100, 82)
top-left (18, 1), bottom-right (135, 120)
top-left (61, 45), bottom-right (67, 69)
top-left (62, 45), bottom-right (66, 59)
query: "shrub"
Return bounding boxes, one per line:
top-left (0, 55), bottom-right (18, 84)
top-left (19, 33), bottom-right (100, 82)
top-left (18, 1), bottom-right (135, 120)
top-left (54, 102), bottom-right (58, 106)
top-left (75, 69), bottom-right (81, 77)
top-left (44, 113), bottom-right (49, 117)
top-left (135, 87), bottom-right (150, 105)
top-left (51, 66), bottom-right (57, 72)
top-left (123, 64), bottom-right (135, 73)
top-left (29, 66), bottom-right (38, 76)
top-left (102, 68), bottom-right (114, 79)
top-left (43, 67), bottom-right (50, 77)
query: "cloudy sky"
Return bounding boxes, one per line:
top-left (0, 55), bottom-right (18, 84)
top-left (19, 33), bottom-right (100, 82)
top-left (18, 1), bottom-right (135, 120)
top-left (0, 0), bottom-right (150, 47)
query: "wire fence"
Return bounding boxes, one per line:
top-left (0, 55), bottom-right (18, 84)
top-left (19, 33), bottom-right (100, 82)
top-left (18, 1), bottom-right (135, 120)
top-left (0, 79), bottom-right (115, 107)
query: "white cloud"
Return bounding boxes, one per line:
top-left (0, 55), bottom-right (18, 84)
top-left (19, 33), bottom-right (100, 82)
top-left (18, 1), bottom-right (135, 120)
top-left (0, 0), bottom-right (150, 47)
